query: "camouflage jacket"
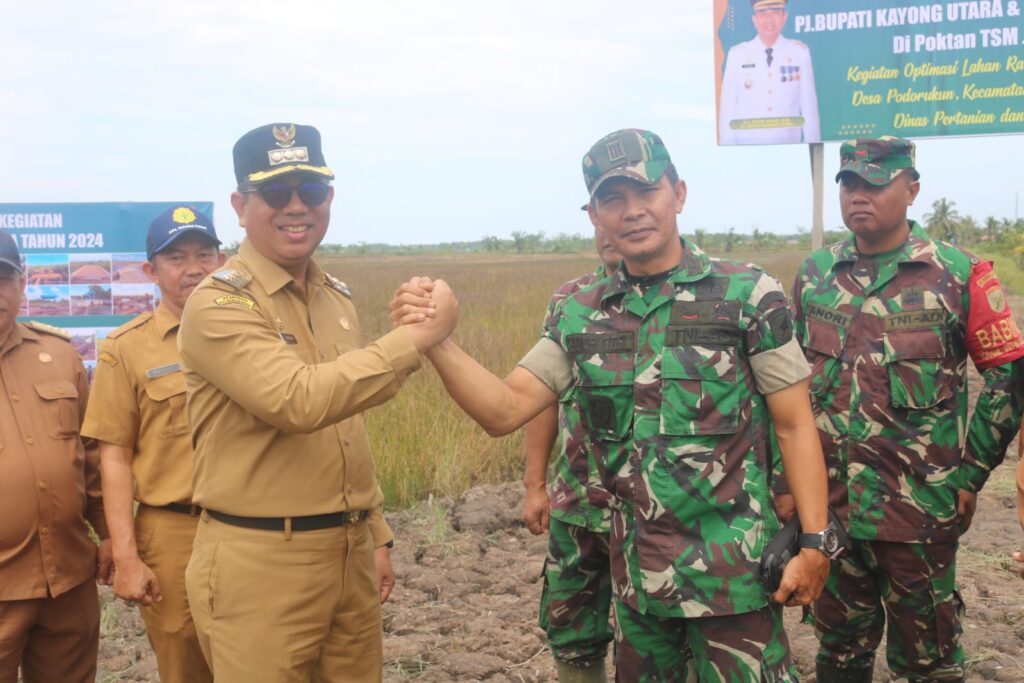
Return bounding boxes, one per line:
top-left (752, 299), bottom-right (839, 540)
top-left (793, 222), bottom-right (1023, 543)
top-left (541, 238), bottom-right (808, 619)
top-left (545, 267), bottom-right (613, 532)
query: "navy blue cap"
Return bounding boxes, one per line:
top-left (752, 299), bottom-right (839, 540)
top-left (233, 123), bottom-right (334, 188)
top-left (0, 231), bottom-right (22, 273)
top-left (146, 206), bottom-right (221, 260)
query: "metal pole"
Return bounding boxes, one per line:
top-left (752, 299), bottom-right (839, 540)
top-left (810, 142), bottom-right (825, 250)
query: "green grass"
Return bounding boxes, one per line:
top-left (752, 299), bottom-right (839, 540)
top-left (973, 247), bottom-right (1024, 296)
top-left (320, 248), bottom-right (809, 509)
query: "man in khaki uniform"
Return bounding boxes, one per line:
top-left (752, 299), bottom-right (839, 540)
top-left (178, 123), bottom-right (456, 682)
top-left (81, 206), bottom-right (224, 683)
top-left (0, 231), bottom-right (111, 683)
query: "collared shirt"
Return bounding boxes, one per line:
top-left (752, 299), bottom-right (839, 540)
top-left (544, 266), bottom-right (613, 532)
top-left (519, 238), bottom-right (810, 619)
top-left (719, 34), bottom-right (821, 145)
top-left (793, 222), bottom-right (1024, 543)
top-left (82, 304), bottom-right (194, 506)
top-left (0, 322), bottom-right (107, 600)
top-left (178, 239), bottom-right (420, 544)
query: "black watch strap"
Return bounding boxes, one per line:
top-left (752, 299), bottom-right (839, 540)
top-left (799, 528), bottom-right (841, 558)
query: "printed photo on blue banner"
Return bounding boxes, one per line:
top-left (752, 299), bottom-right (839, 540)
top-left (2, 201), bottom-right (213, 378)
top-left (715, 0), bottom-right (1024, 145)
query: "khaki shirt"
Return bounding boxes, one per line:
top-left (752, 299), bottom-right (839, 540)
top-left (178, 239), bottom-right (419, 544)
top-left (0, 322), bottom-right (107, 600)
top-left (82, 304), bottom-right (194, 506)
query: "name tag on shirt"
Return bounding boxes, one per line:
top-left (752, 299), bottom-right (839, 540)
top-left (146, 363), bottom-right (181, 379)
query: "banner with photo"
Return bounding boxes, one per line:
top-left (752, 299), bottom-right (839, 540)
top-left (714, 0), bottom-right (1024, 145)
top-left (2, 202), bottom-right (214, 379)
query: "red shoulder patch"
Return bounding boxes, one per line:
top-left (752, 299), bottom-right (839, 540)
top-left (966, 260), bottom-right (1024, 369)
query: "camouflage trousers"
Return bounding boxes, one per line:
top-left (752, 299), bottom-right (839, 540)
top-left (538, 517), bottom-right (613, 665)
top-left (614, 601), bottom-right (796, 682)
top-left (813, 539), bottom-right (964, 681)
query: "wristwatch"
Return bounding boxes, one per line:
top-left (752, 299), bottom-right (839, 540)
top-left (798, 526), bottom-right (842, 559)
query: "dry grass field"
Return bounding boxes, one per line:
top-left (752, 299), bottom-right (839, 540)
top-left (320, 248), bottom-right (807, 508)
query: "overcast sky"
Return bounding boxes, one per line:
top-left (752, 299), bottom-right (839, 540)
top-left (2, 1), bottom-right (1021, 246)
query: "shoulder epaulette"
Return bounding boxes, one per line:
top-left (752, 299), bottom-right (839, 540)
top-left (24, 320), bottom-right (71, 341)
top-left (211, 268), bottom-right (253, 290)
top-left (107, 312), bottom-right (153, 340)
top-left (325, 274), bottom-right (352, 299)
top-left (791, 39), bottom-right (809, 49)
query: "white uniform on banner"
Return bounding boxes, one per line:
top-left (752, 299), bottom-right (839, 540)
top-left (719, 34), bottom-right (820, 145)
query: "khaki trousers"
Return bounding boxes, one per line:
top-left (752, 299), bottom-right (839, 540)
top-left (186, 512), bottom-right (382, 683)
top-left (135, 505), bottom-right (212, 683)
top-left (0, 578), bottom-right (99, 683)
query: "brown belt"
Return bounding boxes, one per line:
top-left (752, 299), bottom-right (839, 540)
top-left (206, 509), bottom-right (369, 532)
top-left (141, 502), bottom-right (202, 516)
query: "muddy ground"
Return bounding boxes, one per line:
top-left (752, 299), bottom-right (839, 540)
top-left (97, 463), bottom-right (1024, 682)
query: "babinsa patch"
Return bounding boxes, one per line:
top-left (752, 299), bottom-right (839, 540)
top-left (567, 332), bottom-right (635, 356)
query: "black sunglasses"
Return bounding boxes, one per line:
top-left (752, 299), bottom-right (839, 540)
top-left (244, 181), bottom-right (330, 209)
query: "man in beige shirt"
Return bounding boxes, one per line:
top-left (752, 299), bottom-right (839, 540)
top-left (0, 230), bottom-right (111, 683)
top-left (82, 206), bottom-right (224, 683)
top-left (178, 123), bottom-right (455, 682)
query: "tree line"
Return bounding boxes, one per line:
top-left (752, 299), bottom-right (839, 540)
top-left (219, 199), bottom-right (1024, 262)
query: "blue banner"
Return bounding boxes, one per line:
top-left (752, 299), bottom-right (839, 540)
top-left (3, 201), bottom-right (214, 378)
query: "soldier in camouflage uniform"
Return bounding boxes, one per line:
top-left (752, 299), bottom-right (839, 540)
top-left (786, 136), bottom-right (1024, 681)
top-left (391, 129), bottom-right (832, 682)
top-left (521, 229), bottom-right (619, 682)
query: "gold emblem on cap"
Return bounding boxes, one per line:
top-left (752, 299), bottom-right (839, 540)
top-left (172, 207), bottom-right (196, 224)
top-left (273, 124), bottom-right (297, 148)
top-left (339, 316), bottom-right (351, 331)
top-left (39, 352), bottom-right (53, 363)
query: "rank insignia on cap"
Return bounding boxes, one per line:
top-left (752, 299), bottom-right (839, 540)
top-left (268, 147), bottom-right (310, 167)
top-left (273, 123), bottom-right (297, 148)
top-left (172, 207), bottom-right (197, 224)
top-left (605, 140), bottom-right (625, 162)
top-left (39, 352), bottom-right (52, 363)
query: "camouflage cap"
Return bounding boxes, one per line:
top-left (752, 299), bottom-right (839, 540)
top-left (836, 135), bottom-right (919, 186)
top-left (582, 129), bottom-right (672, 201)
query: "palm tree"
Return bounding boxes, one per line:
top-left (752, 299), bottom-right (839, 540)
top-left (923, 198), bottom-right (962, 244)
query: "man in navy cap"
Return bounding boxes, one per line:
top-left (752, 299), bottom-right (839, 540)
top-left (179, 124), bottom-right (453, 682)
top-left (0, 231), bottom-right (112, 682)
top-left (83, 206), bottom-right (223, 683)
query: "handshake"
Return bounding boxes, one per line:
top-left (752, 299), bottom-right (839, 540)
top-left (389, 276), bottom-right (459, 354)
